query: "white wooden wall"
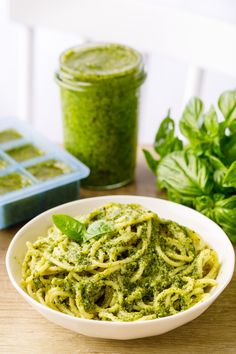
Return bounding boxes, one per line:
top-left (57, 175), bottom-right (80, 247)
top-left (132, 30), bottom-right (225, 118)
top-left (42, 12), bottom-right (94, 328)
top-left (1, 0), bottom-right (236, 143)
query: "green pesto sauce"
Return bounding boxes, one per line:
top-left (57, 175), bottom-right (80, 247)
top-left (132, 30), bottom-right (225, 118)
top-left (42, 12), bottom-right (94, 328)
top-left (56, 43), bottom-right (146, 188)
top-left (0, 129), bottom-right (22, 144)
top-left (0, 172), bottom-right (31, 195)
top-left (6, 144), bottom-right (43, 162)
top-left (0, 158), bottom-right (8, 169)
top-left (27, 159), bottom-right (71, 181)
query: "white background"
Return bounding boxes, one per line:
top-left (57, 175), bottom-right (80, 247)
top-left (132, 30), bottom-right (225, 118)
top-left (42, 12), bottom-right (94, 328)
top-left (0, 0), bottom-right (236, 144)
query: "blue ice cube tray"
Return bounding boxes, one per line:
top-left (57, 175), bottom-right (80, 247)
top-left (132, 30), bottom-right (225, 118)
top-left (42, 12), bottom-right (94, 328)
top-left (0, 118), bottom-right (89, 228)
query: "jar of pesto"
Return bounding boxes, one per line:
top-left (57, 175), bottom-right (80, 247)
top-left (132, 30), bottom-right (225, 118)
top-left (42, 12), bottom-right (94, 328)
top-left (55, 43), bottom-right (146, 189)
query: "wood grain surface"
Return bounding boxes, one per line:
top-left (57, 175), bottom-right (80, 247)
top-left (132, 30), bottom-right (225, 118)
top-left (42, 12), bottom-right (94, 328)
top-left (0, 148), bottom-right (235, 354)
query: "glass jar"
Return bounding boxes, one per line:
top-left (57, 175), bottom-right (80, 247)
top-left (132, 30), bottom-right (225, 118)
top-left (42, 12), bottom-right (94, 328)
top-left (55, 43), bottom-right (146, 189)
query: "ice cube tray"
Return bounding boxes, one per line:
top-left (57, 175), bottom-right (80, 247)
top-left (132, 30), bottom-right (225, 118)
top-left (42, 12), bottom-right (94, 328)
top-left (0, 118), bottom-right (89, 228)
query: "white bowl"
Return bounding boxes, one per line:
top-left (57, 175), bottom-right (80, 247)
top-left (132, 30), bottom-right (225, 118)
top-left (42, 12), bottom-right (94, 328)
top-left (6, 195), bottom-right (235, 340)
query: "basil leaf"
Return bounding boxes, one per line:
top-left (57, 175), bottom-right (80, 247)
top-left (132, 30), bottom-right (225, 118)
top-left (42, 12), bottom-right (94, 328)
top-left (221, 133), bottom-right (236, 165)
top-left (214, 195), bottom-right (236, 243)
top-left (143, 149), bottom-right (158, 174)
top-left (203, 105), bottom-right (219, 136)
top-left (181, 101), bottom-right (221, 157)
top-left (143, 112), bottom-right (183, 174)
top-left (52, 214), bottom-right (86, 242)
top-left (157, 150), bottom-right (213, 198)
top-left (85, 220), bottom-right (114, 240)
top-left (154, 113), bottom-right (183, 158)
top-left (195, 194), bottom-right (236, 242)
top-left (167, 189), bottom-right (194, 207)
top-left (195, 195), bottom-right (215, 219)
top-left (222, 161), bottom-right (236, 188)
top-left (218, 90), bottom-right (236, 132)
top-left (207, 155), bottom-right (227, 187)
top-left (179, 97), bottom-right (204, 141)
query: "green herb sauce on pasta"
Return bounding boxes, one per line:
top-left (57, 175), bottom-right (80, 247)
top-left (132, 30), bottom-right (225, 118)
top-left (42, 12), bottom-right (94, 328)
top-left (21, 203), bottom-right (220, 321)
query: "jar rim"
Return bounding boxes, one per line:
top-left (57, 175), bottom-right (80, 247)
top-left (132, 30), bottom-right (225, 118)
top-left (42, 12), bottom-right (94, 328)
top-left (55, 69), bottom-right (146, 92)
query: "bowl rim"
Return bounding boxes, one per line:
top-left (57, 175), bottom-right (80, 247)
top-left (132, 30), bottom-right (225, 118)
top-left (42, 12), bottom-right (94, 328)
top-left (6, 195), bottom-right (235, 326)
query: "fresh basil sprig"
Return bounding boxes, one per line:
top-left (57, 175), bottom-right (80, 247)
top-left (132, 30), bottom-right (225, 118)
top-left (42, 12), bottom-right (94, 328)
top-left (144, 89), bottom-right (236, 243)
top-left (52, 214), bottom-right (114, 243)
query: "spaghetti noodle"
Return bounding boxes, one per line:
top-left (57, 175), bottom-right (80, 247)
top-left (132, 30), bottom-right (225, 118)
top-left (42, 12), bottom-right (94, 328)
top-left (21, 203), bottom-right (220, 321)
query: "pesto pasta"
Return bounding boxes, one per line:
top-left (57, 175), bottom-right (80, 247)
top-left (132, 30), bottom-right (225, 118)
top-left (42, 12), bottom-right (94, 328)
top-left (21, 203), bottom-right (220, 321)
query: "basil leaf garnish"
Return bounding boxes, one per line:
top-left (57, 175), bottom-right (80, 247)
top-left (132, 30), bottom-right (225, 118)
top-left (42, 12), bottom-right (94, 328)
top-left (52, 215), bottom-right (115, 243)
top-left (52, 214), bottom-right (86, 243)
top-left (85, 220), bottom-right (114, 240)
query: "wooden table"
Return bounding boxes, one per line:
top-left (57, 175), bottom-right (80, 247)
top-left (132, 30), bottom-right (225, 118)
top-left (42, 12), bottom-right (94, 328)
top-left (1, 149), bottom-right (235, 354)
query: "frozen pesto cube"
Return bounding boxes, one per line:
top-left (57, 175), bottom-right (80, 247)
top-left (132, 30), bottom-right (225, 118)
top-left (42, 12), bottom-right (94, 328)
top-left (26, 159), bottom-right (72, 181)
top-left (0, 129), bottom-right (22, 144)
top-left (0, 157), bottom-right (8, 169)
top-left (0, 172), bottom-right (32, 195)
top-left (6, 144), bottom-right (43, 162)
